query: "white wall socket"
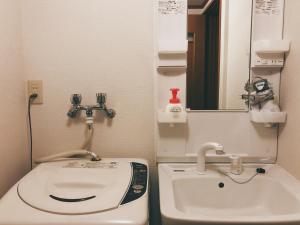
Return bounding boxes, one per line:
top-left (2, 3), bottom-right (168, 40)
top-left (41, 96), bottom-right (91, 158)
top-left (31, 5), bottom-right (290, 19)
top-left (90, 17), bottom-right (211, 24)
top-left (28, 80), bottom-right (43, 104)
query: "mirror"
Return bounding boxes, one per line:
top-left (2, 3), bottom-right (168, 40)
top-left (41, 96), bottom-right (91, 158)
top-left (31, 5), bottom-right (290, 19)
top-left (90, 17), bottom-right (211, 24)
top-left (186, 0), bottom-right (252, 111)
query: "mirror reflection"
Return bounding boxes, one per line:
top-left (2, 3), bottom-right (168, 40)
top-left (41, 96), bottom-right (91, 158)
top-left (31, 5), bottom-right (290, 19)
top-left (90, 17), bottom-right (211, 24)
top-left (186, 0), bottom-right (252, 111)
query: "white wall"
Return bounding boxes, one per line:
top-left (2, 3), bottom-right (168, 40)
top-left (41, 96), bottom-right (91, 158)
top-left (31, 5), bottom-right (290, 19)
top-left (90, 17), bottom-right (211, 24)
top-left (21, 0), bottom-right (155, 166)
top-left (278, 0), bottom-right (300, 180)
top-left (0, 0), bottom-right (29, 197)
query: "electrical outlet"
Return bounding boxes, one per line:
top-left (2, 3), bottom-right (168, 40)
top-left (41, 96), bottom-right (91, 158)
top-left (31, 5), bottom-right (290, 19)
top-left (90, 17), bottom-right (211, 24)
top-left (28, 80), bottom-right (43, 104)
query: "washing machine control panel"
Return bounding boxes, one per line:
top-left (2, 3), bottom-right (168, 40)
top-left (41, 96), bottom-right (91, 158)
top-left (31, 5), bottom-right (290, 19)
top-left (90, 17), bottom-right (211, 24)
top-left (121, 162), bottom-right (148, 205)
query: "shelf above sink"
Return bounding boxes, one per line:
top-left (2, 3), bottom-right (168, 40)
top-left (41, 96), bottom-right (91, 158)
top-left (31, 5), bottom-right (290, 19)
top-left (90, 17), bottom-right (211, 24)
top-left (250, 111), bottom-right (287, 125)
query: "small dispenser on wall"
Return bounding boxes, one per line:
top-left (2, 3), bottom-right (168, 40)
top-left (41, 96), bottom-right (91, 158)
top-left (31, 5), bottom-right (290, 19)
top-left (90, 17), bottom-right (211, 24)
top-left (157, 88), bottom-right (187, 125)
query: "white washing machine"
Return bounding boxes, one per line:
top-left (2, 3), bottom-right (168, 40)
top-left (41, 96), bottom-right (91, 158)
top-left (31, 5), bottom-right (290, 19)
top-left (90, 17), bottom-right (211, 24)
top-left (0, 158), bottom-right (149, 225)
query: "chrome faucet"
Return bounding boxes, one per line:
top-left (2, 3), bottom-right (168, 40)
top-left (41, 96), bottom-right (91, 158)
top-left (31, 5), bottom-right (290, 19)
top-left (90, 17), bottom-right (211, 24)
top-left (66, 93), bottom-right (116, 162)
top-left (67, 93), bottom-right (116, 120)
top-left (197, 142), bottom-right (225, 174)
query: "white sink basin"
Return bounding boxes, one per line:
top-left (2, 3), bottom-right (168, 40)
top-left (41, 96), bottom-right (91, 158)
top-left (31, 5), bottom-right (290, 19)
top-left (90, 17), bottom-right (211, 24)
top-left (158, 164), bottom-right (300, 225)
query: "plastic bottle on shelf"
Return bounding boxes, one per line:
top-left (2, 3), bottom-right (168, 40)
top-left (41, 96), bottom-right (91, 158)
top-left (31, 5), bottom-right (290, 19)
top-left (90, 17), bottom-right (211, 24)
top-left (166, 88), bottom-right (183, 113)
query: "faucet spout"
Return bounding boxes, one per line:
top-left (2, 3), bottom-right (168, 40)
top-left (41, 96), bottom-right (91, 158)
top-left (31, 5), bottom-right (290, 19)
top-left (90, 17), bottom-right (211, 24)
top-left (197, 142), bottom-right (225, 174)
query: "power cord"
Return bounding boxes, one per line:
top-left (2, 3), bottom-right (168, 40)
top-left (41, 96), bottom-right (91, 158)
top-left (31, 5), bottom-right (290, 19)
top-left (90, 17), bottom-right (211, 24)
top-left (218, 167), bottom-right (266, 185)
top-left (28, 93), bottom-right (38, 170)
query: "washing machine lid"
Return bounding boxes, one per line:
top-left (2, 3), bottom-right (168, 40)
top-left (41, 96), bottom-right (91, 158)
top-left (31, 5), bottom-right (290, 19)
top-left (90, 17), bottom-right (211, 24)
top-left (17, 160), bottom-right (132, 215)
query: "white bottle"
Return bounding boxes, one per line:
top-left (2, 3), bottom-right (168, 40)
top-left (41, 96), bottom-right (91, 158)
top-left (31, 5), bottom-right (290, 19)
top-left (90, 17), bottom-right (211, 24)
top-left (165, 88), bottom-right (183, 113)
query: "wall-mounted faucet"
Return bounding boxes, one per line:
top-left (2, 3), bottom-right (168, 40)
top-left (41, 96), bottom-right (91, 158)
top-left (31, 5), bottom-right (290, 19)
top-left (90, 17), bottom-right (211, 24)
top-left (197, 142), bottom-right (225, 174)
top-left (64, 93), bottom-right (116, 161)
top-left (67, 93), bottom-right (116, 125)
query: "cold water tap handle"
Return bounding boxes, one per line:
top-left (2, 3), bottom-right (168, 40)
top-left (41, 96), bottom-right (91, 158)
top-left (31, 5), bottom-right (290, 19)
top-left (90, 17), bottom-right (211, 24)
top-left (96, 93), bottom-right (107, 106)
